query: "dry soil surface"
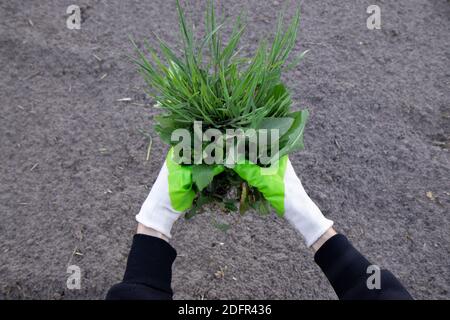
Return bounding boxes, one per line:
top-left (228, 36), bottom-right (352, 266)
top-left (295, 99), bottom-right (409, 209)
top-left (0, 0), bottom-right (449, 299)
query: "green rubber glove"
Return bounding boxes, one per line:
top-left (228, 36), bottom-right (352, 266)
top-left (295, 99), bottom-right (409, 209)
top-left (166, 148), bottom-right (224, 211)
top-left (233, 156), bottom-right (288, 216)
top-left (166, 149), bottom-right (196, 212)
top-left (233, 156), bottom-right (334, 247)
top-left (136, 148), bottom-right (224, 238)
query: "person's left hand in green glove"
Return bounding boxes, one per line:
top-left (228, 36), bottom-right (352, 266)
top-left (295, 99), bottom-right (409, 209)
top-left (136, 148), bottom-right (223, 241)
top-left (233, 156), bottom-right (334, 247)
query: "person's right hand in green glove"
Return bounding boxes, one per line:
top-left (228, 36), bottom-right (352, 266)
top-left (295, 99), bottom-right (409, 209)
top-left (233, 156), bottom-right (333, 247)
top-left (136, 148), bottom-right (223, 240)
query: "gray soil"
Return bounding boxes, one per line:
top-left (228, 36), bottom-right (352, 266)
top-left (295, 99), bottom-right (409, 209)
top-left (0, 0), bottom-right (449, 299)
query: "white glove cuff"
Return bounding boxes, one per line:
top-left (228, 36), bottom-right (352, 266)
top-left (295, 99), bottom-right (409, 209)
top-left (284, 206), bottom-right (334, 247)
top-left (136, 210), bottom-right (179, 239)
top-left (284, 160), bottom-right (334, 247)
top-left (135, 163), bottom-right (181, 239)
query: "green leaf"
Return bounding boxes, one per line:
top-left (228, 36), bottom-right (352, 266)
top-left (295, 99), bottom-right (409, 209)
top-left (155, 125), bottom-right (173, 144)
top-left (253, 199), bottom-right (271, 215)
top-left (277, 109), bottom-right (309, 158)
top-left (192, 164), bottom-right (221, 191)
top-left (185, 193), bottom-right (216, 219)
top-left (223, 200), bottom-right (238, 212)
top-left (256, 117), bottom-right (294, 137)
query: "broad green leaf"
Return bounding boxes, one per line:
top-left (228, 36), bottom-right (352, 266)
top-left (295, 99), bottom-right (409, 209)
top-left (192, 164), bottom-right (224, 191)
top-left (256, 117), bottom-right (294, 137)
top-left (277, 109), bottom-right (309, 158)
top-left (185, 193), bottom-right (216, 219)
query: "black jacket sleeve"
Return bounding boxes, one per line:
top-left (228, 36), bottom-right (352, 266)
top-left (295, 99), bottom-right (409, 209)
top-left (314, 234), bottom-right (413, 300)
top-left (106, 234), bottom-right (176, 300)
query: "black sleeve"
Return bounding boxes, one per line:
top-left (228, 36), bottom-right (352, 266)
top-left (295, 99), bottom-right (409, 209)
top-left (106, 234), bottom-right (176, 300)
top-left (314, 234), bottom-right (413, 300)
